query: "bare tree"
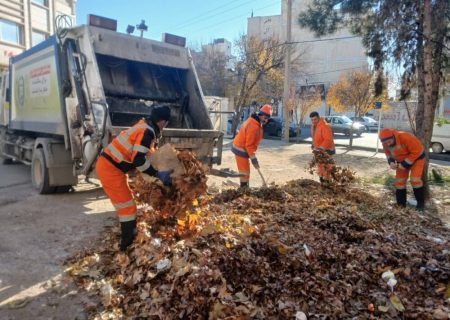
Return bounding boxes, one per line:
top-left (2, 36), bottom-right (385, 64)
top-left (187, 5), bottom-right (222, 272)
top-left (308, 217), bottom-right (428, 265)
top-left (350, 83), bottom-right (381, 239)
top-left (229, 36), bottom-right (287, 136)
top-left (291, 86), bottom-right (323, 141)
top-left (192, 47), bottom-right (231, 97)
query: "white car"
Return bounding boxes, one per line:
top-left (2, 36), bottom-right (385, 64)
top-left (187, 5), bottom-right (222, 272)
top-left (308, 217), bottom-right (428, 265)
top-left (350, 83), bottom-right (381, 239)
top-left (431, 124), bottom-right (450, 153)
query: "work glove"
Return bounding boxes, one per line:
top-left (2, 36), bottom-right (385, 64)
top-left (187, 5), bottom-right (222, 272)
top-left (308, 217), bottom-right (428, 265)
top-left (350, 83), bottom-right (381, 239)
top-left (389, 162), bottom-right (398, 170)
top-left (156, 170), bottom-right (172, 186)
top-left (120, 220), bottom-right (137, 251)
top-left (251, 157), bottom-right (260, 169)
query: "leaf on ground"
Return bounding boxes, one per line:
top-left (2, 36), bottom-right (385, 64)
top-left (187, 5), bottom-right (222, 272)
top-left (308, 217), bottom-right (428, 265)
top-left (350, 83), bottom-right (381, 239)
top-left (390, 294), bottom-right (405, 312)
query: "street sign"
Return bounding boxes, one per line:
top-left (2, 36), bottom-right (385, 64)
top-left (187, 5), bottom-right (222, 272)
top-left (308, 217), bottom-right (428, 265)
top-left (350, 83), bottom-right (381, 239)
top-left (375, 101), bottom-right (382, 109)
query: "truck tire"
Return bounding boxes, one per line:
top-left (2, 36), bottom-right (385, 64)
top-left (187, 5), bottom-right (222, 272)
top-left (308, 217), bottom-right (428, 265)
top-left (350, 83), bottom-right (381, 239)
top-left (31, 148), bottom-right (56, 194)
top-left (1, 157), bottom-right (13, 165)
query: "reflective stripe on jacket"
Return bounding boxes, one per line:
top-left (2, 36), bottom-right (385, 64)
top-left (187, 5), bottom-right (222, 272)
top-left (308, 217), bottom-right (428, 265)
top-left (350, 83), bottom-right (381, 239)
top-left (103, 119), bottom-right (159, 174)
top-left (383, 130), bottom-right (425, 169)
top-left (232, 114), bottom-right (263, 159)
top-left (312, 118), bottom-right (335, 153)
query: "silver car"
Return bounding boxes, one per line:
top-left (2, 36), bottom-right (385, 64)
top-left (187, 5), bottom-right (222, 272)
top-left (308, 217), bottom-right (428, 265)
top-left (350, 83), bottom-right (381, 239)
top-left (351, 116), bottom-right (380, 132)
top-left (325, 116), bottom-right (365, 136)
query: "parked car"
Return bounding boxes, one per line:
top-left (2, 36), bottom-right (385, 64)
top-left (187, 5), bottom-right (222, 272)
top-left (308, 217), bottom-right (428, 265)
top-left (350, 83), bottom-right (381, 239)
top-left (350, 116), bottom-right (380, 132)
top-left (325, 116), bottom-right (365, 136)
top-left (431, 123), bottom-right (450, 153)
top-left (264, 117), bottom-right (299, 137)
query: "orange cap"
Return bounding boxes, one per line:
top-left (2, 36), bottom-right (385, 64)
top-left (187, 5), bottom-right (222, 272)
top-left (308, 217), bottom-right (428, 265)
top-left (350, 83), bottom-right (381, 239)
top-left (259, 104), bottom-right (273, 117)
top-left (379, 128), bottom-right (395, 142)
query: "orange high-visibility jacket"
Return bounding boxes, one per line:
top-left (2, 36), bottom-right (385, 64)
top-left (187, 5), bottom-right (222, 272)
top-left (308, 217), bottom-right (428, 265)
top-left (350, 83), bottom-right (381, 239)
top-left (102, 119), bottom-right (159, 175)
top-left (232, 114), bottom-right (263, 159)
top-left (312, 118), bottom-right (335, 153)
top-left (383, 130), bottom-right (425, 169)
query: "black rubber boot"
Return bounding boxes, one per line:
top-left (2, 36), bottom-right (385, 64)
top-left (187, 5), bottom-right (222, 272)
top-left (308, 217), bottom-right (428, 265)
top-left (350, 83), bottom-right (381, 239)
top-left (413, 187), bottom-right (425, 212)
top-left (240, 181), bottom-right (249, 188)
top-left (395, 189), bottom-right (407, 207)
top-left (120, 220), bottom-right (137, 251)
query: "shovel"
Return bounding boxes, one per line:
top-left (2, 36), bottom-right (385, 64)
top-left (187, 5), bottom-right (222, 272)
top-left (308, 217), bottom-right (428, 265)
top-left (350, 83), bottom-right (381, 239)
top-left (256, 167), bottom-right (268, 187)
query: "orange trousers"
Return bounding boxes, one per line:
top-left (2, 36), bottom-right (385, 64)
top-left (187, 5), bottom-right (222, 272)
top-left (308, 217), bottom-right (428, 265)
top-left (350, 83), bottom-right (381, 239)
top-left (395, 158), bottom-right (425, 190)
top-left (96, 156), bottom-right (137, 222)
top-left (235, 155), bottom-right (250, 183)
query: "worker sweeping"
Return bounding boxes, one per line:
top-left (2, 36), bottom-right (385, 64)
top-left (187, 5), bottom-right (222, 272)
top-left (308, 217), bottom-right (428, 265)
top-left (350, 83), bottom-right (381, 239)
top-left (309, 111), bottom-right (335, 183)
top-left (231, 104), bottom-right (273, 188)
top-left (379, 128), bottom-right (426, 211)
top-left (96, 105), bottom-right (172, 250)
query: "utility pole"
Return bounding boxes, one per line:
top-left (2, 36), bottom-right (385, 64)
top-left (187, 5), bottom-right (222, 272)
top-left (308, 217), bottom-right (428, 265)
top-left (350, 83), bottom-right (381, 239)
top-left (282, 0), bottom-right (292, 142)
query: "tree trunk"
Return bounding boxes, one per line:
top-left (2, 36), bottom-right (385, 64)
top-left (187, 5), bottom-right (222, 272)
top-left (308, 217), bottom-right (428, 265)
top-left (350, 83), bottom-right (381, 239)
top-left (416, 0), bottom-right (440, 200)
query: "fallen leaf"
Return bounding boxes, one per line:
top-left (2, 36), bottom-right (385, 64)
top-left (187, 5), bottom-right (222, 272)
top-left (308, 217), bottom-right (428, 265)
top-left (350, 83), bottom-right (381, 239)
top-left (390, 294), bottom-right (405, 312)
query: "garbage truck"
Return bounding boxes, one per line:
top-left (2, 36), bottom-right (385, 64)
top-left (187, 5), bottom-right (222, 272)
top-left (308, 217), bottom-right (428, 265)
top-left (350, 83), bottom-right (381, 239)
top-left (0, 15), bottom-right (226, 194)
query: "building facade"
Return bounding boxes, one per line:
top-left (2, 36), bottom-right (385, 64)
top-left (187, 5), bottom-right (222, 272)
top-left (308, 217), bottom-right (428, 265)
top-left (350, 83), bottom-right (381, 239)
top-left (0, 0), bottom-right (76, 71)
top-left (247, 0), bottom-right (369, 119)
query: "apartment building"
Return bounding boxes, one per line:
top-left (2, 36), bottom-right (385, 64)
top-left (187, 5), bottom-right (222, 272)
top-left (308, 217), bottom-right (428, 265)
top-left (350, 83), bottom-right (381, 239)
top-left (247, 0), bottom-right (369, 118)
top-left (0, 0), bottom-right (76, 71)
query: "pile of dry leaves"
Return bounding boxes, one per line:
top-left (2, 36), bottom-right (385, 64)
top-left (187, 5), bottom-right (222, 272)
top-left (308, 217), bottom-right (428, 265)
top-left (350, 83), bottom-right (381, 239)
top-left (309, 150), bottom-right (356, 189)
top-left (67, 177), bottom-right (449, 319)
top-left (130, 150), bottom-right (208, 236)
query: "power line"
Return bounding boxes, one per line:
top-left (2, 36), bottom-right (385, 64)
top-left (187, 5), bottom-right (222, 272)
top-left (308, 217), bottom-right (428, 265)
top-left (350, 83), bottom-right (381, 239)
top-left (172, 0), bottom-right (261, 31)
top-left (302, 66), bottom-right (368, 76)
top-left (247, 35), bottom-right (361, 55)
top-left (188, 1), bottom-right (280, 36)
top-left (169, 0), bottom-right (243, 30)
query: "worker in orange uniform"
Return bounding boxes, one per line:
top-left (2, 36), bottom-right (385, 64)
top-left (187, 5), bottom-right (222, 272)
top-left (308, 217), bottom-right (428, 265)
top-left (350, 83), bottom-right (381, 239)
top-left (379, 128), bottom-right (426, 211)
top-left (96, 105), bottom-right (172, 251)
top-left (231, 104), bottom-right (273, 188)
top-left (309, 111), bottom-right (336, 183)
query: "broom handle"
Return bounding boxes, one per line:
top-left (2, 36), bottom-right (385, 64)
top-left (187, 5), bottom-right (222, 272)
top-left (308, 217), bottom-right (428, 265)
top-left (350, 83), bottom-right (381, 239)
top-left (256, 167), bottom-right (268, 187)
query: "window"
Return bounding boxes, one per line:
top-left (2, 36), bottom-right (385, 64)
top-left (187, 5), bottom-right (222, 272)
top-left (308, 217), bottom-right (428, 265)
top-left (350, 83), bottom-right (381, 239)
top-left (32, 30), bottom-right (47, 46)
top-left (32, 0), bottom-right (48, 6)
top-left (0, 19), bottom-right (23, 45)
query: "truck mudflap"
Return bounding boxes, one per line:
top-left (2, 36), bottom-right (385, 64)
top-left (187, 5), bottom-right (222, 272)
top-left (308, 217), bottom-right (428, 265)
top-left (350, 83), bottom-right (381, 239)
top-left (160, 128), bottom-right (223, 166)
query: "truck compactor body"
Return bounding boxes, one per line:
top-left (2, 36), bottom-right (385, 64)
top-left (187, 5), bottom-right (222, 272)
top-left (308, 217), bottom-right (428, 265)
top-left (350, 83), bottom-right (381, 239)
top-left (0, 19), bottom-right (223, 194)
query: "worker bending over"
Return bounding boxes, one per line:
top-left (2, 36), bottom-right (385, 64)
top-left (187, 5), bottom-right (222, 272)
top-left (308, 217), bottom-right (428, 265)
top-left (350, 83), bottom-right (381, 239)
top-left (96, 105), bottom-right (172, 250)
top-left (232, 104), bottom-right (273, 188)
top-left (310, 111), bottom-right (335, 183)
top-left (379, 128), bottom-right (426, 211)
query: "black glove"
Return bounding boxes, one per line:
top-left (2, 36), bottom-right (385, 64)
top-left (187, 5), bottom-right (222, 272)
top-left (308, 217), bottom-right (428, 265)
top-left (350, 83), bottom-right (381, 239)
top-left (120, 220), bottom-right (137, 251)
top-left (250, 157), bottom-right (260, 169)
top-left (156, 170), bottom-right (172, 186)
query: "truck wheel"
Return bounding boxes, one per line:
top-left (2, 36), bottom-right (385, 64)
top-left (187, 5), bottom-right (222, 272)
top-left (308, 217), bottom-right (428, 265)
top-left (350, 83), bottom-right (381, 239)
top-left (55, 185), bottom-right (73, 193)
top-left (1, 157), bottom-right (13, 165)
top-left (31, 148), bottom-right (56, 194)
top-left (431, 142), bottom-right (444, 154)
